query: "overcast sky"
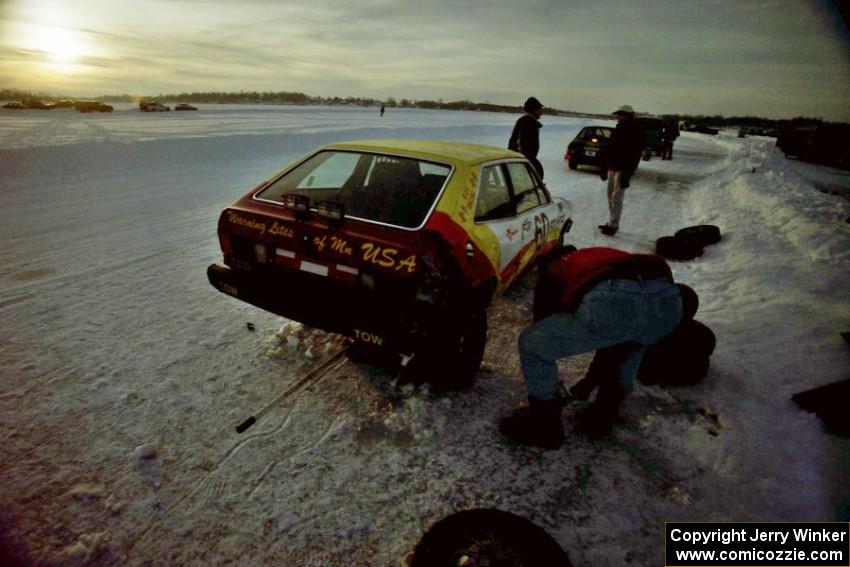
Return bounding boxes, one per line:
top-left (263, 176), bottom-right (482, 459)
top-left (1, 0), bottom-right (848, 120)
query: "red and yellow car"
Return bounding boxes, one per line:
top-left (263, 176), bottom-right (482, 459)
top-left (208, 140), bottom-right (573, 384)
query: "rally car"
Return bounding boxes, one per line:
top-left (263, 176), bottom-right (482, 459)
top-left (208, 140), bottom-right (573, 385)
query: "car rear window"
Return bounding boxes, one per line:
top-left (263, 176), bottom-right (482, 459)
top-left (255, 150), bottom-right (451, 229)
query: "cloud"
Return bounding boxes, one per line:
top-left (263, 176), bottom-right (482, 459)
top-left (0, 0), bottom-right (848, 120)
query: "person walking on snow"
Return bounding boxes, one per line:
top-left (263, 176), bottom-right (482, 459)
top-left (499, 247), bottom-right (693, 448)
top-left (508, 96), bottom-right (544, 179)
top-left (598, 105), bottom-right (644, 236)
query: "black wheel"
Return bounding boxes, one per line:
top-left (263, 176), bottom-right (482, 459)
top-left (403, 309), bottom-right (487, 390)
top-left (655, 235), bottom-right (703, 261)
top-left (410, 509), bottom-right (573, 567)
top-left (568, 159), bottom-right (578, 170)
top-left (638, 320), bottom-right (716, 386)
top-left (674, 224), bottom-right (721, 247)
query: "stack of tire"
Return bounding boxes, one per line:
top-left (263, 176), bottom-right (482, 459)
top-left (655, 224), bottom-right (721, 261)
top-left (637, 285), bottom-right (716, 387)
top-left (637, 319), bottom-right (716, 387)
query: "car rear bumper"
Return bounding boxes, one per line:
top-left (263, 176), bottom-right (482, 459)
top-left (207, 263), bottom-right (422, 351)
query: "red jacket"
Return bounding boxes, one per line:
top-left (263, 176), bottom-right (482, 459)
top-left (533, 247), bottom-right (673, 319)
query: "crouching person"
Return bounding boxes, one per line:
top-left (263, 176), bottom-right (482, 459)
top-left (499, 247), bottom-right (685, 448)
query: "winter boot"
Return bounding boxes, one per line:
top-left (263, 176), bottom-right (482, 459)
top-left (499, 398), bottom-right (565, 450)
top-left (575, 389), bottom-right (626, 439)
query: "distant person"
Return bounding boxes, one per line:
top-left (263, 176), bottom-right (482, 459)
top-left (661, 119), bottom-right (679, 160)
top-left (598, 105), bottom-right (644, 236)
top-left (508, 96), bottom-right (544, 179)
top-left (380, 103), bottom-right (385, 117)
top-left (499, 246), bottom-right (689, 447)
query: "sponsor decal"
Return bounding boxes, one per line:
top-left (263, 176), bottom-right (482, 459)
top-left (505, 227), bottom-right (519, 242)
top-left (457, 170), bottom-right (478, 224)
top-left (354, 329), bottom-right (384, 346)
top-left (226, 211), bottom-right (268, 235)
top-left (360, 242), bottom-right (417, 272)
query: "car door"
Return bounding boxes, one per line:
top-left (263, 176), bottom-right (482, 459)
top-left (504, 161), bottom-right (559, 266)
top-left (472, 163), bottom-right (525, 284)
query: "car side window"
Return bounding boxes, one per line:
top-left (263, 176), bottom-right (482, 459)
top-left (506, 162), bottom-right (544, 215)
top-left (475, 165), bottom-right (513, 222)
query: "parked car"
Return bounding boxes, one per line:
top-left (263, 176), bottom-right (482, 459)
top-left (564, 126), bottom-right (613, 170)
top-left (74, 101), bottom-right (113, 113)
top-left (208, 140), bottom-right (574, 385)
top-left (139, 100), bottom-right (170, 112)
top-left (682, 123), bottom-right (719, 135)
top-left (22, 100), bottom-right (52, 110)
top-left (2, 101), bottom-right (27, 109)
top-left (174, 103), bottom-right (198, 111)
top-left (777, 125), bottom-right (850, 169)
top-left (634, 116), bottom-right (665, 157)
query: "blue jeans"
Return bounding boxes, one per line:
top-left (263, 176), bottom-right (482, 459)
top-left (519, 278), bottom-right (683, 400)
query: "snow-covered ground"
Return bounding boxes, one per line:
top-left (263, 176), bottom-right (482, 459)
top-left (1, 104), bottom-right (848, 566)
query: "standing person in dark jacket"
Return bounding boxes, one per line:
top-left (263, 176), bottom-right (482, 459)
top-left (499, 247), bottom-right (688, 448)
top-left (598, 105), bottom-right (644, 236)
top-left (508, 96), bottom-right (544, 179)
top-left (661, 119), bottom-right (679, 160)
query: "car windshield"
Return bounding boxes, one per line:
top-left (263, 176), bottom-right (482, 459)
top-left (255, 150), bottom-right (451, 229)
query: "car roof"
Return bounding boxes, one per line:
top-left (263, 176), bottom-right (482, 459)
top-left (323, 139), bottom-right (522, 166)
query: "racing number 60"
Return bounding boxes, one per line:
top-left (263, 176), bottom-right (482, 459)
top-left (533, 213), bottom-right (550, 246)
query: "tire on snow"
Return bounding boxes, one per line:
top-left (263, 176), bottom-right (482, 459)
top-left (403, 309), bottom-right (488, 391)
top-left (637, 320), bottom-right (716, 386)
top-left (410, 508), bottom-right (573, 567)
top-left (674, 224), bottom-right (721, 247)
top-left (655, 235), bottom-right (703, 261)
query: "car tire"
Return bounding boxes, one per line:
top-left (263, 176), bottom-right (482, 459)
top-left (568, 159), bottom-right (578, 170)
top-left (403, 309), bottom-right (487, 390)
top-left (655, 235), bottom-right (703, 261)
top-left (637, 320), bottom-right (716, 386)
top-left (410, 509), bottom-right (573, 567)
top-left (674, 225), bottom-right (721, 247)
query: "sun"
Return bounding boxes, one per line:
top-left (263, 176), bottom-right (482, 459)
top-left (31, 25), bottom-right (84, 66)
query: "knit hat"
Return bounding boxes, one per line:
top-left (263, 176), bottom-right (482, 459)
top-left (613, 104), bottom-right (635, 116)
top-left (524, 97), bottom-right (543, 113)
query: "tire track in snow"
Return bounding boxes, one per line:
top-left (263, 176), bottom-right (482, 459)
top-left (128, 362), bottom-right (348, 548)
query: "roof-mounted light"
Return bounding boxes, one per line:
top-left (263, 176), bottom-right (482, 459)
top-left (315, 200), bottom-right (345, 221)
top-left (282, 194), bottom-right (309, 212)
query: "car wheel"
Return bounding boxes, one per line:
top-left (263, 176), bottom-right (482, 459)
top-left (655, 235), bottom-right (703, 261)
top-left (568, 159), bottom-right (578, 170)
top-left (674, 224), bottom-right (721, 247)
top-left (403, 309), bottom-right (487, 390)
top-left (410, 509), bottom-right (573, 567)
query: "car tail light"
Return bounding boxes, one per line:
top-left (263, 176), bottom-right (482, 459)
top-left (254, 243), bottom-right (270, 263)
top-left (283, 194), bottom-right (309, 212)
top-left (565, 149), bottom-right (574, 160)
top-left (591, 137), bottom-right (599, 143)
top-left (316, 201), bottom-right (345, 221)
